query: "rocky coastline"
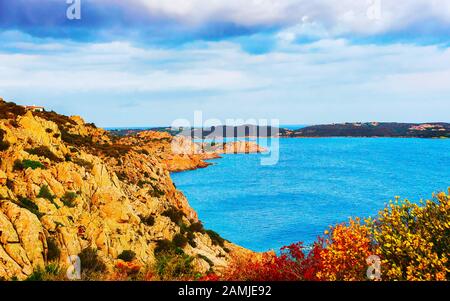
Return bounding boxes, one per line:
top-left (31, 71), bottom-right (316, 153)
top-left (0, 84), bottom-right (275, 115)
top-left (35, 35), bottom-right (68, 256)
top-left (0, 99), bottom-right (258, 280)
top-left (123, 131), bottom-right (267, 173)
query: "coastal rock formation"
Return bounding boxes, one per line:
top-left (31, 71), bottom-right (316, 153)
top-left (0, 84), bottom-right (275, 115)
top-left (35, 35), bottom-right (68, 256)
top-left (0, 99), bottom-right (251, 280)
top-left (118, 131), bottom-right (267, 172)
top-left (214, 141), bottom-right (267, 154)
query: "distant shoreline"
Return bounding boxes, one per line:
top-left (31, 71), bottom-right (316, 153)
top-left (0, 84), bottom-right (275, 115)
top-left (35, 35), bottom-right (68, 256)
top-left (108, 122), bottom-right (450, 139)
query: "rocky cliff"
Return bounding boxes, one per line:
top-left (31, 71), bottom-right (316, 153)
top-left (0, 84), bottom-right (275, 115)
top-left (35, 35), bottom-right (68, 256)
top-left (0, 99), bottom-right (251, 280)
top-left (119, 131), bottom-right (267, 173)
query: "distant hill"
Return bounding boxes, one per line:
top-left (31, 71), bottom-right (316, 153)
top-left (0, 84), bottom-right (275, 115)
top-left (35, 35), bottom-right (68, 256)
top-left (286, 122), bottom-right (450, 138)
top-left (109, 127), bottom-right (180, 137)
top-left (187, 125), bottom-right (287, 138)
top-left (110, 123), bottom-right (450, 139)
top-left (110, 125), bottom-right (290, 138)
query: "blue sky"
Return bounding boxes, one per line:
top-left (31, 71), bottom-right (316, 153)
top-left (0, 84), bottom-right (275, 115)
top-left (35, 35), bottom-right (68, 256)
top-left (0, 0), bottom-right (450, 127)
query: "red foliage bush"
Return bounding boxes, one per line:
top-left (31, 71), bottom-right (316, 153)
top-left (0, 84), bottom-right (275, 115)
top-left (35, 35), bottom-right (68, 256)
top-left (210, 219), bottom-right (375, 281)
top-left (220, 242), bottom-right (323, 281)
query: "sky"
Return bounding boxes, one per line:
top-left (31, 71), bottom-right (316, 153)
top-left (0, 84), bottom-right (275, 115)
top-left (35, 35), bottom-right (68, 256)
top-left (0, 0), bottom-right (450, 127)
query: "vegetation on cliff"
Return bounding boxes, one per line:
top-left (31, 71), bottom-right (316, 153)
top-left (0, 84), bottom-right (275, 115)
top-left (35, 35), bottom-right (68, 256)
top-left (0, 99), bottom-right (244, 281)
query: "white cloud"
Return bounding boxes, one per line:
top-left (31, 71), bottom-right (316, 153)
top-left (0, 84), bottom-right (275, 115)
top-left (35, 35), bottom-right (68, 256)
top-left (136, 0), bottom-right (301, 26)
top-left (1, 29), bottom-right (450, 125)
top-left (3, 1), bottom-right (450, 45)
top-left (1, 1), bottom-right (450, 126)
top-left (0, 41), bottom-right (262, 93)
top-left (133, 0), bottom-right (450, 36)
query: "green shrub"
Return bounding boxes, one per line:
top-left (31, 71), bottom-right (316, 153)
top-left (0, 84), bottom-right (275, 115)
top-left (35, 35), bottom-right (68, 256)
top-left (0, 101), bottom-right (26, 120)
top-left (92, 142), bottom-right (132, 158)
top-left (154, 253), bottom-right (194, 280)
top-left (154, 239), bottom-right (175, 255)
top-left (44, 263), bottom-right (61, 277)
top-left (23, 159), bottom-right (46, 169)
top-left (61, 191), bottom-right (77, 208)
top-left (78, 248), bottom-right (107, 275)
top-left (37, 185), bottom-right (59, 209)
top-left (140, 214), bottom-right (155, 226)
top-left (9, 119), bottom-right (19, 128)
top-left (150, 188), bottom-right (165, 197)
top-left (17, 197), bottom-right (43, 218)
top-left (0, 139), bottom-right (9, 151)
top-left (197, 254), bottom-right (214, 269)
top-left (118, 250), bottom-right (136, 262)
top-left (149, 183), bottom-right (165, 197)
top-left (179, 222), bottom-right (189, 234)
top-left (34, 110), bottom-right (75, 128)
top-left (46, 237), bottom-right (60, 261)
top-left (37, 185), bottom-right (54, 200)
top-left (60, 129), bottom-right (93, 147)
top-left (18, 197), bottom-right (39, 211)
top-left (13, 160), bottom-right (23, 171)
top-left (25, 146), bottom-right (62, 162)
top-left (205, 230), bottom-right (225, 247)
top-left (116, 171), bottom-right (128, 181)
top-left (186, 232), bottom-right (197, 248)
top-left (26, 267), bottom-right (44, 281)
top-left (14, 159), bottom-right (46, 171)
top-left (137, 180), bottom-right (151, 188)
top-left (55, 221), bottom-right (65, 228)
top-left (189, 222), bottom-right (205, 233)
top-left (25, 265), bottom-right (62, 281)
top-left (161, 206), bottom-right (185, 225)
top-left (6, 178), bottom-right (14, 190)
top-left (172, 233), bottom-right (188, 248)
top-left (72, 158), bottom-right (93, 171)
top-left (174, 221), bottom-right (202, 248)
top-left (135, 149), bottom-right (150, 155)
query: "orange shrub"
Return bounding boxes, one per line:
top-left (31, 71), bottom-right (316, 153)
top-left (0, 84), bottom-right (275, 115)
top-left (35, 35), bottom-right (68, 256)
top-left (316, 218), bottom-right (375, 281)
top-left (110, 260), bottom-right (141, 280)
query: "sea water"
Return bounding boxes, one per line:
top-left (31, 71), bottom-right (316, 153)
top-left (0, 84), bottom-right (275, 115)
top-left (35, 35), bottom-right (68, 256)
top-left (171, 138), bottom-right (450, 252)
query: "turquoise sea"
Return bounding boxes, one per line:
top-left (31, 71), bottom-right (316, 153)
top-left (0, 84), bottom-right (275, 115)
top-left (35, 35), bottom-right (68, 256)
top-left (171, 138), bottom-right (450, 252)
